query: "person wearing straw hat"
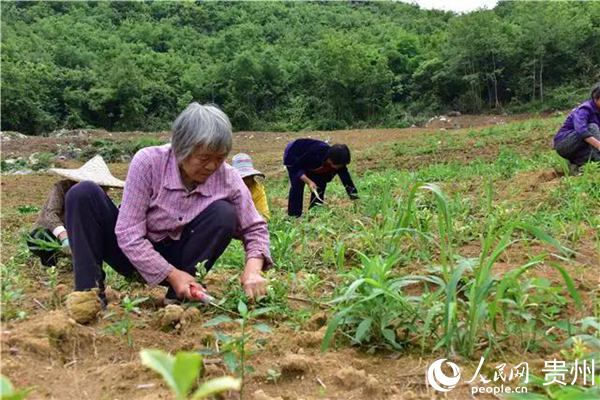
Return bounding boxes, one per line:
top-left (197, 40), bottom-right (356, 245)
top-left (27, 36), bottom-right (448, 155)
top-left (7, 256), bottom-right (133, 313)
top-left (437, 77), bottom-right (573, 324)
top-left (283, 138), bottom-right (359, 217)
top-left (26, 155), bottom-right (124, 267)
top-left (232, 153), bottom-right (270, 221)
top-left (63, 103), bottom-right (271, 318)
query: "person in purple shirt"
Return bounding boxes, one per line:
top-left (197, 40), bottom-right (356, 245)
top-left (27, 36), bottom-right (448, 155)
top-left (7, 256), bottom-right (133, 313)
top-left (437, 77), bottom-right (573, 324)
top-left (554, 83), bottom-right (600, 173)
top-left (63, 103), bottom-right (272, 319)
top-left (283, 138), bottom-right (359, 217)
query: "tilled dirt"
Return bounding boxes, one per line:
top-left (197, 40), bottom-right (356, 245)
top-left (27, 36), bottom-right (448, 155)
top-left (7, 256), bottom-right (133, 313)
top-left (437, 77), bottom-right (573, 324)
top-left (2, 113), bottom-right (597, 400)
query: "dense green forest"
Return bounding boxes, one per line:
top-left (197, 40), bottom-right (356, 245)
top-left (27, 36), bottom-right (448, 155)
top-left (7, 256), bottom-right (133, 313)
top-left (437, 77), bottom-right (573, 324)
top-left (1, 1), bottom-right (599, 134)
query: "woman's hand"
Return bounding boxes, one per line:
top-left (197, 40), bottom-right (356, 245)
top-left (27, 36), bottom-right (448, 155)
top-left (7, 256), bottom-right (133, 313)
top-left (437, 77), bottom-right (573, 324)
top-left (300, 174), bottom-right (317, 192)
top-left (59, 235), bottom-right (71, 255)
top-left (167, 268), bottom-right (204, 300)
top-left (241, 258), bottom-right (267, 299)
top-left (584, 136), bottom-right (600, 151)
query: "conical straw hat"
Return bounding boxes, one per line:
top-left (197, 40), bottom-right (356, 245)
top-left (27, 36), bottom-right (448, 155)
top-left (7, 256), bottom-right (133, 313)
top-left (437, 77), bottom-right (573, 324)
top-left (49, 155), bottom-right (125, 188)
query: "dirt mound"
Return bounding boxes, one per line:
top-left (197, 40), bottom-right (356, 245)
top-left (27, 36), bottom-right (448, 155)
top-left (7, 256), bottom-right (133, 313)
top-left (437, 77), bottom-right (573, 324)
top-left (66, 290), bottom-right (103, 324)
top-left (293, 328), bottom-right (326, 348)
top-left (253, 389), bottom-right (284, 400)
top-left (4, 311), bottom-right (95, 361)
top-left (519, 170), bottom-right (559, 189)
top-left (279, 353), bottom-right (314, 378)
top-left (334, 366), bottom-right (367, 389)
top-left (500, 169), bottom-right (561, 201)
top-left (91, 361), bottom-right (159, 393)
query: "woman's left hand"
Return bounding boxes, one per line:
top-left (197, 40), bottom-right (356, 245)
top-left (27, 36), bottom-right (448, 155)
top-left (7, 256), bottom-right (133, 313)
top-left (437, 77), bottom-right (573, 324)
top-left (241, 258), bottom-right (267, 299)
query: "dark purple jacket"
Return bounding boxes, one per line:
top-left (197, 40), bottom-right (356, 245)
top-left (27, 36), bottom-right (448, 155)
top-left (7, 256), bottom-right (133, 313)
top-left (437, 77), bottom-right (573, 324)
top-left (554, 99), bottom-right (600, 144)
top-left (283, 139), bottom-right (358, 197)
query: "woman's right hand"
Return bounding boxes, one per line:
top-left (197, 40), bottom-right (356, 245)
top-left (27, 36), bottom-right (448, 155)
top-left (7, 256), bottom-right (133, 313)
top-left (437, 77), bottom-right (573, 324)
top-left (166, 268), bottom-right (204, 300)
top-left (300, 174), bottom-right (317, 192)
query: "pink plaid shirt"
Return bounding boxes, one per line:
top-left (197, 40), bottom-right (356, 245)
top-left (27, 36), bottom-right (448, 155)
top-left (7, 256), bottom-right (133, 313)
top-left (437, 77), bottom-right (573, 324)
top-left (115, 144), bottom-right (272, 285)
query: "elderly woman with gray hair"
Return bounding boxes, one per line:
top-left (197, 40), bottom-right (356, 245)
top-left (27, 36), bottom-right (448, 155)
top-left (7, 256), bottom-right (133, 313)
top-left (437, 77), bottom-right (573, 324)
top-left (64, 103), bottom-right (271, 315)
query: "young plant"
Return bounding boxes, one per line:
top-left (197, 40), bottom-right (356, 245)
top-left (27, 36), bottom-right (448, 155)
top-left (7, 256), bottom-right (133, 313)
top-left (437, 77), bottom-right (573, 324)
top-left (16, 205), bottom-right (40, 215)
top-left (431, 218), bottom-right (582, 357)
top-left (0, 375), bottom-right (31, 400)
top-left (266, 368), bottom-right (281, 384)
top-left (270, 223), bottom-right (300, 271)
top-left (45, 266), bottom-right (59, 290)
top-left (203, 300), bottom-right (272, 394)
top-left (194, 260), bottom-right (209, 283)
top-left (104, 295), bottom-right (148, 346)
top-left (505, 373), bottom-right (600, 400)
top-left (140, 349), bottom-right (240, 400)
top-left (322, 240), bottom-right (346, 270)
top-left (321, 252), bottom-right (419, 352)
top-left (1, 247), bottom-right (30, 321)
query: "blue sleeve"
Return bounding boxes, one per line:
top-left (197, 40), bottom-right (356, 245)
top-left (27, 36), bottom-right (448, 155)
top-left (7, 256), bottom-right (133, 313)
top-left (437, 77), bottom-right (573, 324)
top-left (573, 106), bottom-right (591, 135)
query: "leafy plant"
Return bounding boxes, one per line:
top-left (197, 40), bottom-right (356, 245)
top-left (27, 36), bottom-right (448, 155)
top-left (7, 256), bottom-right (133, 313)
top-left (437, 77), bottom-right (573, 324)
top-left (322, 240), bottom-right (346, 270)
top-left (0, 247), bottom-right (30, 321)
top-left (203, 301), bottom-right (272, 394)
top-left (0, 375), bottom-right (30, 400)
top-left (16, 205), bottom-right (39, 215)
top-left (104, 296), bottom-right (148, 346)
top-left (140, 349), bottom-right (240, 400)
top-left (321, 252), bottom-right (419, 352)
top-left (41, 265), bottom-right (61, 308)
top-left (435, 218), bottom-right (580, 357)
top-left (505, 373), bottom-right (600, 400)
top-left (266, 368), bottom-right (281, 384)
top-left (270, 223), bottom-right (300, 271)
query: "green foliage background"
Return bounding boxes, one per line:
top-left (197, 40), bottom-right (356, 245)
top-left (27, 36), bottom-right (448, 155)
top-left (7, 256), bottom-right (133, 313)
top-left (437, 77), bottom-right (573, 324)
top-left (2, 1), bottom-right (599, 134)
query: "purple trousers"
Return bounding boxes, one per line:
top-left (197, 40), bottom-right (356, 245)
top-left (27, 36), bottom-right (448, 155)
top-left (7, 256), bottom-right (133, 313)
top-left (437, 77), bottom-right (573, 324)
top-left (64, 181), bottom-right (236, 296)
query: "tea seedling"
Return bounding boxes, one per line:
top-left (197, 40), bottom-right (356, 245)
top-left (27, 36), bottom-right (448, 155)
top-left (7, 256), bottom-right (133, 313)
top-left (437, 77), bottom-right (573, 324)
top-left (140, 349), bottom-right (240, 400)
top-left (203, 300), bottom-right (272, 395)
top-left (104, 296), bottom-right (148, 346)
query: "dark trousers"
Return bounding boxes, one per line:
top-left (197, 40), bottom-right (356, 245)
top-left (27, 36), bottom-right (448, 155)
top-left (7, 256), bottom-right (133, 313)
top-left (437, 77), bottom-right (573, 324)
top-left (64, 181), bottom-right (236, 293)
top-left (287, 169), bottom-right (334, 217)
top-left (555, 123), bottom-right (600, 165)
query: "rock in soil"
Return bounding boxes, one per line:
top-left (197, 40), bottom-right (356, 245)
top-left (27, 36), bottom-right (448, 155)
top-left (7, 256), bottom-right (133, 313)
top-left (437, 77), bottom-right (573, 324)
top-left (279, 353), bottom-right (313, 378)
top-left (334, 366), bottom-right (368, 389)
top-left (65, 290), bottom-right (102, 324)
top-left (153, 304), bottom-right (184, 331)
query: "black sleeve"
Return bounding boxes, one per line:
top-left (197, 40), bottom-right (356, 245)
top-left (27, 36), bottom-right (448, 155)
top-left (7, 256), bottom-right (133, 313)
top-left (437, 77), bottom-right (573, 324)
top-left (337, 167), bottom-right (359, 199)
